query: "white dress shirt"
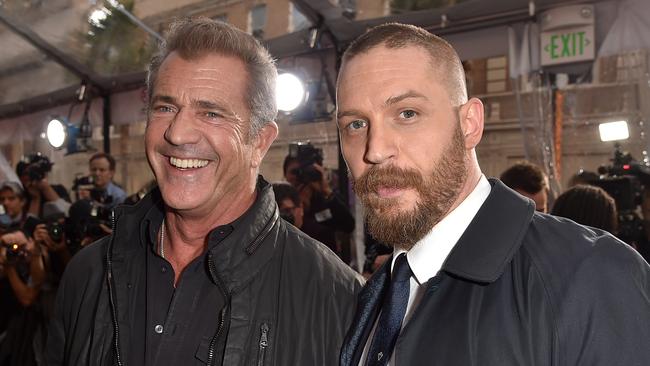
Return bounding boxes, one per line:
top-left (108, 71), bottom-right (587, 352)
top-left (359, 175), bottom-right (491, 365)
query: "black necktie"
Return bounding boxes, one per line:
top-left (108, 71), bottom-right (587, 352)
top-left (365, 253), bottom-right (412, 366)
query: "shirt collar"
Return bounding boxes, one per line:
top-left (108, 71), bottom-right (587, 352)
top-left (392, 175), bottom-right (491, 284)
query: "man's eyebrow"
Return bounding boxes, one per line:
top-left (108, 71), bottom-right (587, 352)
top-left (336, 109), bottom-right (364, 120)
top-left (336, 91), bottom-right (428, 120)
top-left (194, 99), bottom-right (229, 112)
top-left (151, 95), bottom-right (176, 104)
top-left (384, 91), bottom-right (428, 107)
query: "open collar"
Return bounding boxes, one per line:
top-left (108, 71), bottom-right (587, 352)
top-left (441, 178), bottom-right (535, 283)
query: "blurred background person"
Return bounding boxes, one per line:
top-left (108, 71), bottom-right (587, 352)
top-left (551, 184), bottom-right (618, 234)
top-left (0, 182), bottom-right (26, 230)
top-left (0, 229), bottom-right (47, 366)
top-left (500, 160), bottom-right (549, 213)
top-left (567, 170), bottom-right (599, 187)
top-left (283, 142), bottom-right (354, 258)
top-left (77, 152), bottom-right (126, 208)
top-left (16, 154), bottom-right (70, 220)
top-left (272, 182), bottom-right (304, 229)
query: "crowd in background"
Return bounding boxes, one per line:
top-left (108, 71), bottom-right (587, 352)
top-left (1, 149), bottom-right (650, 365)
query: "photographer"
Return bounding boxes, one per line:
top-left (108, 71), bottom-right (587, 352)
top-left (16, 153), bottom-right (70, 220)
top-left (0, 181), bottom-right (26, 230)
top-left (77, 152), bottom-right (126, 208)
top-left (283, 143), bottom-right (355, 256)
top-left (0, 229), bottom-right (47, 366)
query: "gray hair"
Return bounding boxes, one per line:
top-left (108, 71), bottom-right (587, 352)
top-left (146, 17), bottom-right (278, 134)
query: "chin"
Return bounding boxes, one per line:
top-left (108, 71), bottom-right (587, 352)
top-left (159, 185), bottom-right (201, 210)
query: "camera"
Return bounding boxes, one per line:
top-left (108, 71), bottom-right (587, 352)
top-left (66, 198), bottom-right (112, 250)
top-left (22, 215), bottom-right (64, 243)
top-left (72, 175), bottom-right (112, 205)
top-left (19, 153), bottom-right (53, 181)
top-left (590, 145), bottom-right (650, 244)
top-left (288, 142), bottom-right (324, 184)
top-left (3, 242), bottom-right (28, 265)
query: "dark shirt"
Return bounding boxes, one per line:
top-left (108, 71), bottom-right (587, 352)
top-left (129, 207), bottom-right (233, 366)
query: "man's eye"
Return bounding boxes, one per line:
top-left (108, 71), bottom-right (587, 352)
top-left (155, 105), bottom-right (173, 113)
top-left (205, 111), bottom-right (222, 119)
top-left (347, 120), bottom-right (367, 131)
top-left (399, 110), bottom-right (417, 119)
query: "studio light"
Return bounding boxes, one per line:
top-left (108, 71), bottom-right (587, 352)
top-left (276, 72), bottom-right (307, 112)
top-left (599, 120), bottom-right (629, 142)
top-left (47, 118), bottom-right (68, 149)
top-left (45, 110), bottom-right (93, 154)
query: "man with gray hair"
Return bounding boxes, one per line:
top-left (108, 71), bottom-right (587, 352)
top-left (46, 18), bottom-right (361, 366)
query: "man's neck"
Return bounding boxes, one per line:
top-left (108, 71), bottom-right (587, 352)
top-left (162, 187), bottom-right (258, 284)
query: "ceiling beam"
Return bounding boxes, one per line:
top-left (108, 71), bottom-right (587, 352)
top-left (0, 8), bottom-right (109, 91)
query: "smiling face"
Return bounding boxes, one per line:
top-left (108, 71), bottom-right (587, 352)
top-left (337, 44), bottom-right (483, 249)
top-left (145, 51), bottom-right (277, 218)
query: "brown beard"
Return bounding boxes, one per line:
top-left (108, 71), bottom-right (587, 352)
top-left (352, 122), bottom-right (468, 250)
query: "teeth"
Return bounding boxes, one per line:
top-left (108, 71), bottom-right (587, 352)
top-left (170, 157), bottom-right (209, 169)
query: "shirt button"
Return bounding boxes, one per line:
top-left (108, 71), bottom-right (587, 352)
top-left (160, 266), bottom-right (167, 273)
top-left (154, 324), bottom-right (163, 334)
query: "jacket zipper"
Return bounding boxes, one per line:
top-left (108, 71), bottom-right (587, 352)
top-left (207, 252), bottom-right (231, 366)
top-left (257, 323), bottom-right (269, 366)
top-left (107, 209), bottom-right (124, 366)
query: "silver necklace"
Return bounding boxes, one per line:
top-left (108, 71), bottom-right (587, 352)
top-left (159, 219), bottom-right (165, 259)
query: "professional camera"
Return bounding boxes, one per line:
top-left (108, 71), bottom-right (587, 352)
top-left (22, 214), bottom-right (64, 243)
top-left (288, 141), bottom-right (324, 184)
top-left (590, 145), bottom-right (650, 244)
top-left (65, 198), bottom-right (112, 250)
top-left (19, 153), bottom-right (54, 181)
top-left (3, 242), bottom-right (28, 265)
top-left (72, 175), bottom-right (112, 204)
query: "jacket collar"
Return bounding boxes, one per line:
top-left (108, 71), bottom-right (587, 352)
top-left (110, 176), bottom-right (279, 292)
top-left (206, 176), bottom-right (279, 292)
top-left (441, 178), bottom-right (535, 283)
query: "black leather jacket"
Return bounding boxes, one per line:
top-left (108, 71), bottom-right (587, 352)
top-left (46, 178), bottom-right (363, 366)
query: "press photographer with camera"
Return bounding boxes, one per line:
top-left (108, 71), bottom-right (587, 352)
top-left (0, 229), bottom-right (47, 366)
top-left (283, 142), bottom-right (355, 256)
top-left (76, 152), bottom-right (126, 208)
top-left (16, 153), bottom-right (70, 220)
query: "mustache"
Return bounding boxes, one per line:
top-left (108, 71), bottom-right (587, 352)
top-left (352, 165), bottom-right (424, 195)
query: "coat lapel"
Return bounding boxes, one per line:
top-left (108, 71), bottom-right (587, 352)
top-left (340, 258), bottom-right (391, 366)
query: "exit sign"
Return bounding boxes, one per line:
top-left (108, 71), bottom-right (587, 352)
top-left (540, 5), bottom-right (595, 66)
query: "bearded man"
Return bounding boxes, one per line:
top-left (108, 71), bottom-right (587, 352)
top-left (336, 23), bottom-right (650, 366)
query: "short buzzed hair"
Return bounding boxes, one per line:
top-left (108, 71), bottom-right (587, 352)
top-left (340, 23), bottom-right (467, 106)
top-left (147, 17), bottom-right (277, 134)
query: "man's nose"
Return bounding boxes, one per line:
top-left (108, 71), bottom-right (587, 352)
top-left (364, 122), bottom-right (397, 165)
top-left (164, 109), bottom-right (201, 146)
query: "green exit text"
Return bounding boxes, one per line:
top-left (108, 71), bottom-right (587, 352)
top-left (547, 32), bottom-right (588, 59)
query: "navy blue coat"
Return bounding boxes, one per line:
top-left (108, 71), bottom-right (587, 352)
top-left (341, 179), bottom-right (650, 366)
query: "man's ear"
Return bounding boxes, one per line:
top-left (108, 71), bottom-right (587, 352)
top-left (459, 97), bottom-right (484, 149)
top-left (251, 121), bottom-right (279, 169)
